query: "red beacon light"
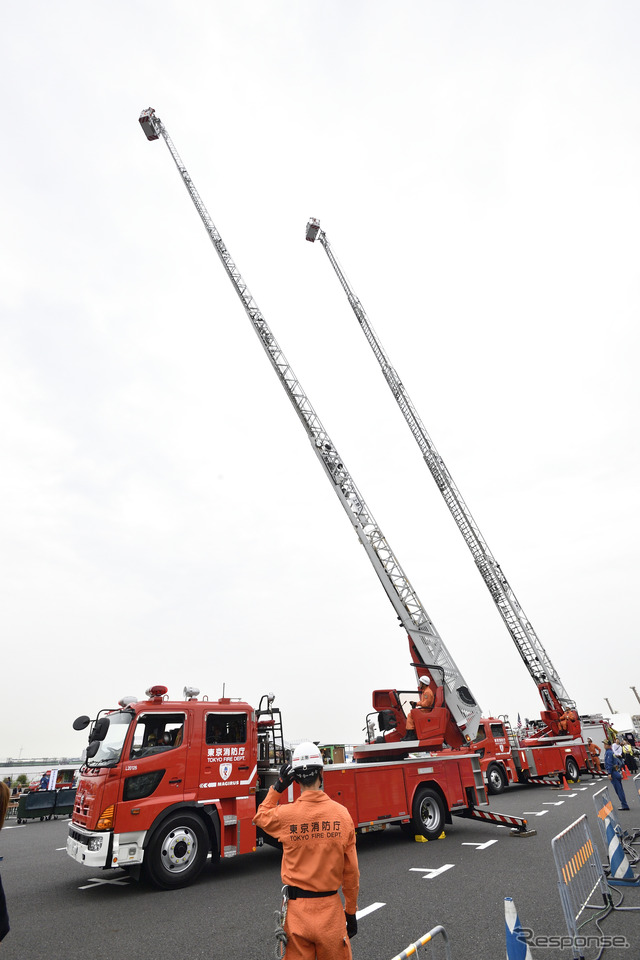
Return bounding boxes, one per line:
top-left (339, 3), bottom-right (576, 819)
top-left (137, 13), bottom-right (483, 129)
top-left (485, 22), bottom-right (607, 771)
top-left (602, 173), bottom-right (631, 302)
top-left (145, 685), bottom-right (168, 701)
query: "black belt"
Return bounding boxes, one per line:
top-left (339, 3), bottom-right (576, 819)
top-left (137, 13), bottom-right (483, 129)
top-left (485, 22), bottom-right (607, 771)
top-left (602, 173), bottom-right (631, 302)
top-left (286, 885), bottom-right (337, 900)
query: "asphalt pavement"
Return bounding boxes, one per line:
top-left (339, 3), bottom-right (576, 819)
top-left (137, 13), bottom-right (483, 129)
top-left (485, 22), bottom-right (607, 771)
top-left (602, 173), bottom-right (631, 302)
top-left (1, 774), bottom-right (639, 960)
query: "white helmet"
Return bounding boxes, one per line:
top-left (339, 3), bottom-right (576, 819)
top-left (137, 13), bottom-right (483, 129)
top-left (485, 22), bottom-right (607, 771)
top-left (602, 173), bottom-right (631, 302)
top-left (418, 675), bottom-right (430, 685)
top-left (292, 741), bottom-right (324, 784)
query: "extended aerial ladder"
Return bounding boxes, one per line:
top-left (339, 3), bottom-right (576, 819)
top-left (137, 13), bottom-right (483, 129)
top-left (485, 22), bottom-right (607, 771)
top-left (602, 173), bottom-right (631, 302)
top-left (138, 108), bottom-right (481, 748)
top-left (305, 218), bottom-right (578, 738)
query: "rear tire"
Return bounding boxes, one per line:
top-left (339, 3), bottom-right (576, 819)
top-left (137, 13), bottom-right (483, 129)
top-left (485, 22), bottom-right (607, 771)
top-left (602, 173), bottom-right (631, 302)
top-left (411, 787), bottom-right (445, 840)
top-left (487, 764), bottom-right (507, 795)
top-left (565, 757), bottom-right (580, 782)
top-left (144, 813), bottom-right (209, 889)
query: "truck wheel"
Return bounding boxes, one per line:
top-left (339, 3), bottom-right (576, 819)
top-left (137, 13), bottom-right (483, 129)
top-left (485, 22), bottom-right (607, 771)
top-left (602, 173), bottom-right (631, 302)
top-left (144, 813), bottom-right (209, 889)
top-left (487, 764), bottom-right (507, 795)
top-left (565, 757), bottom-right (580, 782)
top-left (411, 787), bottom-right (445, 840)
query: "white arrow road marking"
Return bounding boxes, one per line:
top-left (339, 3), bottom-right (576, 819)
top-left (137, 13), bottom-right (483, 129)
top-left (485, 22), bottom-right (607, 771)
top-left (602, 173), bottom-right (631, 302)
top-left (543, 801), bottom-right (565, 806)
top-left (461, 840), bottom-right (498, 850)
top-left (79, 877), bottom-right (131, 890)
top-left (561, 793), bottom-right (577, 798)
top-left (410, 865), bottom-right (455, 879)
top-left (356, 903), bottom-right (385, 919)
top-left (522, 811), bottom-right (548, 817)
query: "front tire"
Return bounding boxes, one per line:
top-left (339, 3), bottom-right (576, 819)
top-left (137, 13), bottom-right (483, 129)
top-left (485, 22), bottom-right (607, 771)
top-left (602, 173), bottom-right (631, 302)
top-left (144, 813), bottom-right (209, 889)
top-left (565, 757), bottom-right (580, 782)
top-left (487, 764), bottom-right (507, 795)
top-left (411, 787), bottom-right (445, 840)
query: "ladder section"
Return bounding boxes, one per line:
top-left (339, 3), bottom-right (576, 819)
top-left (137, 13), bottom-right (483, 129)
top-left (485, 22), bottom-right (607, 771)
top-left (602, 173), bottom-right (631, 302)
top-left (139, 109), bottom-right (482, 742)
top-left (306, 220), bottom-right (574, 711)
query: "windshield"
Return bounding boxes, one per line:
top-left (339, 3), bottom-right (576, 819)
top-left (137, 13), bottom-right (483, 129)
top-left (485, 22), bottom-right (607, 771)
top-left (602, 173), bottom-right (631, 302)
top-left (86, 711), bottom-right (133, 767)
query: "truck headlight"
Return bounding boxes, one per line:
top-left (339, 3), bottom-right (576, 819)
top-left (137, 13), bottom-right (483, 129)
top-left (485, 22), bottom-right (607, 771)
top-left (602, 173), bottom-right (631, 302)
top-left (88, 837), bottom-right (104, 852)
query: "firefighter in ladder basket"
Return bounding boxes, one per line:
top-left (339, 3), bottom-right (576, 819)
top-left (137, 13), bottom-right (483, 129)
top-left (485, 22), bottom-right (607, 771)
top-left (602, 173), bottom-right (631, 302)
top-left (402, 675), bottom-right (435, 741)
top-left (253, 741), bottom-right (359, 960)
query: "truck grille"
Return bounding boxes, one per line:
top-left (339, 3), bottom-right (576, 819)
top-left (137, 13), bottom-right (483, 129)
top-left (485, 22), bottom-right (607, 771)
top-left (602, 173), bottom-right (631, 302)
top-left (69, 828), bottom-right (89, 846)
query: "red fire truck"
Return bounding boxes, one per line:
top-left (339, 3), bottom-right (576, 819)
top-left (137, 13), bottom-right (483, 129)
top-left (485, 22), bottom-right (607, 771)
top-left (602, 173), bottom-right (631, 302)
top-left (67, 685), bottom-right (533, 889)
top-left (471, 715), bottom-right (587, 794)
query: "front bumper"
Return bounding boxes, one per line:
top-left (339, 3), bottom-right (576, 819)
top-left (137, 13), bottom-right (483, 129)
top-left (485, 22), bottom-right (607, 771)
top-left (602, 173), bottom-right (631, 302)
top-left (67, 823), bottom-right (147, 869)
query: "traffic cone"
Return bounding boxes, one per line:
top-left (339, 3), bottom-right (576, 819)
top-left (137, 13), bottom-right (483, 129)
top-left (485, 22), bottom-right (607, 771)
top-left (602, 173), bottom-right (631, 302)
top-left (604, 815), bottom-right (640, 886)
top-left (504, 897), bottom-right (532, 959)
top-left (562, 773), bottom-right (571, 792)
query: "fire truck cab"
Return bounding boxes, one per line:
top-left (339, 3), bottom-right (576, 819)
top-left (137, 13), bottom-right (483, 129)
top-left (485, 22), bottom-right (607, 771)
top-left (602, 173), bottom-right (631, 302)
top-left (67, 686), bottom-right (277, 888)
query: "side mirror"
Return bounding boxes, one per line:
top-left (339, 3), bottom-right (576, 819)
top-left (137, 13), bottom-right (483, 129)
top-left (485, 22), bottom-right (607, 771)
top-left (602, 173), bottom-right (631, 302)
top-left (89, 717), bottom-right (110, 743)
top-left (73, 715), bottom-right (91, 731)
top-left (85, 741), bottom-right (100, 759)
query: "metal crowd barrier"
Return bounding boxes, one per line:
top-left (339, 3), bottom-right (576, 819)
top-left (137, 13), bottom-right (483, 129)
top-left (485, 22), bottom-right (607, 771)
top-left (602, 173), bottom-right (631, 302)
top-left (388, 925), bottom-right (451, 960)
top-left (551, 814), bottom-right (610, 948)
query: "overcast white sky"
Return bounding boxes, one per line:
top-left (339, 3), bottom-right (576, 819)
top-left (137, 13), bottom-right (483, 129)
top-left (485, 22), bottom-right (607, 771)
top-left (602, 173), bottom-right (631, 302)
top-left (2, 2), bottom-right (639, 759)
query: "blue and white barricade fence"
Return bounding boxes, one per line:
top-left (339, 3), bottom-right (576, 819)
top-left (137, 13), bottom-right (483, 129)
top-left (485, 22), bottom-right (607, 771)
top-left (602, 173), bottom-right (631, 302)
top-left (603, 814), bottom-right (640, 885)
top-left (551, 815), bottom-right (610, 947)
top-left (388, 925), bottom-right (452, 960)
top-left (593, 785), bottom-right (640, 878)
top-left (505, 897), bottom-right (532, 960)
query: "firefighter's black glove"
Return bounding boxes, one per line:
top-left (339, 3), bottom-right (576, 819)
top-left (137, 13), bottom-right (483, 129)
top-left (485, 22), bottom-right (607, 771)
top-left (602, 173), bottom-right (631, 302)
top-left (410, 701), bottom-right (417, 709)
top-left (273, 763), bottom-right (295, 793)
top-left (345, 912), bottom-right (358, 939)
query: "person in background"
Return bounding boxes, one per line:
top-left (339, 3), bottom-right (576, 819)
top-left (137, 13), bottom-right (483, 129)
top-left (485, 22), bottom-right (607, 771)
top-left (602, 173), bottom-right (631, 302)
top-left (621, 738), bottom-right (637, 774)
top-left (603, 741), bottom-right (629, 811)
top-left (586, 738), bottom-right (602, 776)
top-left (0, 781), bottom-right (10, 943)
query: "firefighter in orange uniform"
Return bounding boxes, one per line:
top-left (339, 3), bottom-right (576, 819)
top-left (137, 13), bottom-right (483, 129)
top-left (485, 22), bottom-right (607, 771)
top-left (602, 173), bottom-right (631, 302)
top-left (402, 675), bottom-right (435, 741)
top-left (253, 741), bottom-right (359, 960)
top-left (557, 708), bottom-right (578, 734)
top-left (586, 738), bottom-right (602, 776)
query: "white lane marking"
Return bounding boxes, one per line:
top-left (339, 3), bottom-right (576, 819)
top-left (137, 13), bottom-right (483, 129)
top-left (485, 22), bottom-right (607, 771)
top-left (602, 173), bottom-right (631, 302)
top-left (78, 877), bottom-right (131, 890)
top-left (410, 864), bottom-right (455, 879)
top-left (356, 902), bottom-right (385, 919)
top-left (3, 825), bottom-right (25, 830)
top-left (543, 801), bottom-right (565, 806)
top-left (461, 840), bottom-right (498, 850)
top-left (56, 847), bottom-right (67, 851)
top-left (522, 811), bottom-right (548, 817)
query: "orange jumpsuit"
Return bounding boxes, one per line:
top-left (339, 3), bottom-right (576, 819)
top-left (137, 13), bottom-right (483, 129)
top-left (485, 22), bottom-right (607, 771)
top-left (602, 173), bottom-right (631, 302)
top-left (254, 787), bottom-right (359, 960)
top-left (587, 741), bottom-right (602, 773)
top-left (558, 709), bottom-right (578, 733)
top-left (405, 684), bottom-right (435, 731)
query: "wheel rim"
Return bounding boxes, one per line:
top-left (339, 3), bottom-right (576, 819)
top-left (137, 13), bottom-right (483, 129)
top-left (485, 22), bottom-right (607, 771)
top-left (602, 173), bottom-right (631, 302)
top-left (489, 769), bottom-right (502, 790)
top-left (418, 796), bottom-right (439, 831)
top-left (160, 826), bottom-right (198, 873)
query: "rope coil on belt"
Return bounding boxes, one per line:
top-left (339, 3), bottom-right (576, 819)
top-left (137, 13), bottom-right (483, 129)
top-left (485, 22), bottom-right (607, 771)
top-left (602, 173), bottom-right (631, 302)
top-left (274, 909), bottom-right (287, 960)
top-left (274, 886), bottom-right (289, 960)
